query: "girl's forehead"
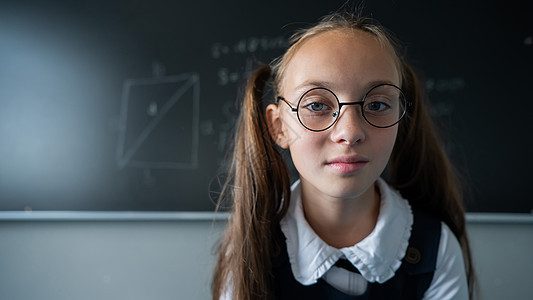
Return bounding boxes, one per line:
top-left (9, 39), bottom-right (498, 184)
top-left (280, 29), bottom-right (401, 94)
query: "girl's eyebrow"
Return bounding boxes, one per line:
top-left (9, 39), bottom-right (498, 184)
top-left (363, 80), bottom-right (398, 90)
top-left (294, 79), bottom-right (398, 95)
top-left (294, 80), bottom-right (335, 94)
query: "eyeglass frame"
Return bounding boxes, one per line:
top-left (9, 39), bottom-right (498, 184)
top-left (276, 83), bottom-right (412, 132)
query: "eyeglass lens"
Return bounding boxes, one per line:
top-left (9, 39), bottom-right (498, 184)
top-left (297, 85), bottom-right (406, 131)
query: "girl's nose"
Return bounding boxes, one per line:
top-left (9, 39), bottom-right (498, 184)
top-left (329, 106), bottom-right (367, 145)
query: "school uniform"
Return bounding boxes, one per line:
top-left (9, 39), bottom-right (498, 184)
top-left (273, 178), bottom-right (468, 300)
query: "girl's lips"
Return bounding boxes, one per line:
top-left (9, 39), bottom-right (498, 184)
top-left (325, 155), bottom-right (369, 173)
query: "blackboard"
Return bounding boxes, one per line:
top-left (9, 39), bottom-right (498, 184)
top-left (0, 0), bottom-right (531, 212)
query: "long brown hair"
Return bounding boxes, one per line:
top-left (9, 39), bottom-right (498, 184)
top-left (211, 65), bottom-right (292, 300)
top-left (213, 12), bottom-right (475, 300)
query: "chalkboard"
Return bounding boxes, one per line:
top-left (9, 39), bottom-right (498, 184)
top-left (0, 0), bottom-right (531, 212)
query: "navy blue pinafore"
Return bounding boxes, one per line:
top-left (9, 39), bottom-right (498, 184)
top-left (272, 210), bottom-right (442, 300)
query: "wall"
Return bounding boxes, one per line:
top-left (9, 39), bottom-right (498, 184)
top-left (467, 216), bottom-right (533, 299)
top-left (0, 213), bottom-right (532, 300)
top-left (0, 214), bottom-right (225, 300)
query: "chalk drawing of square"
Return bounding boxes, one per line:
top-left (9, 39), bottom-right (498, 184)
top-left (116, 73), bottom-right (200, 170)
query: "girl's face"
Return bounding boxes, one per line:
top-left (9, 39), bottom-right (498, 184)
top-left (268, 29), bottom-right (400, 202)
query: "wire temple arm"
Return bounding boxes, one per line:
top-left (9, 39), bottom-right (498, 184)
top-left (276, 96), bottom-right (298, 112)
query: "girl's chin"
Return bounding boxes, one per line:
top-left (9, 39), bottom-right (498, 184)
top-left (303, 180), bottom-right (375, 201)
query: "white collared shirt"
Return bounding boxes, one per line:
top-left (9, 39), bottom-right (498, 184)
top-left (279, 178), bottom-right (469, 299)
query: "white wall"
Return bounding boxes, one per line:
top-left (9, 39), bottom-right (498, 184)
top-left (0, 213), bottom-right (531, 300)
top-left (0, 214), bottom-right (226, 300)
top-left (467, 216), bottom-right (533, 300)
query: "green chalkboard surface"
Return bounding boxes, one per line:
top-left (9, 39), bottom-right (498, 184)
top-left (0, 0), bottom-right (531, 212)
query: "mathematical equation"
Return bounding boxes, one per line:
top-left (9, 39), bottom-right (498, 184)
top-left (212, 36), bottom-right (287, 86)
top-left (211, 36), bottom-right (286, 59)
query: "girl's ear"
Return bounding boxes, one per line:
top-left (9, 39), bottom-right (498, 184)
top-left (266, 104), bottom-right (289, 149)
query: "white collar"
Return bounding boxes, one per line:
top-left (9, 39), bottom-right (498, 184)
top-left (280, 178), bottom-right (413, 285)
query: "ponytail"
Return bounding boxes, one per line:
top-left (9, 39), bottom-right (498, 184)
top-left (212, 65), bottom-right (291, 300)
top-left (391, 61), bottom-right (476, 297)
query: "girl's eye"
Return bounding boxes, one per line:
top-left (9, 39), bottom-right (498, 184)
top-left (364, 93), bottom-right (393, 114)
top-left (299, 90), bottom-right (337, 115)
top-left (306, 102), bottom-right (327, 112)
top-left (366, 101), bottom-right (389, 112)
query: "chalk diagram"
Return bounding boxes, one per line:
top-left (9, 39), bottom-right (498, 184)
top-left (116, 73), bottom-right (200, 170)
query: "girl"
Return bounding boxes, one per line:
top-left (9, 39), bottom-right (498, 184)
top-left (213, 11), bottom-right (475, 300)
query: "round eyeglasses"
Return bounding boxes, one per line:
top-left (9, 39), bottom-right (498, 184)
top-left (276, 84), bottom-right (409, 132)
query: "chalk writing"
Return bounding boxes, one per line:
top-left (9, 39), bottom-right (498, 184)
top-left (211, 36), bottom-right (287, 59)
top-left (430, 101), bottom-right (455, 117)
top-left (426, 77), bottom-right (465, 93)
top-left (147, 101), bottom-right (158, 117)
top-left (217, 68), bottom-right (241, 86)
top-left (425, 77), bottom-right (466, 118)
top-left (217, 57), bottom-right (254, 86)
top-left (116, 73), bottom-right (200, 170)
